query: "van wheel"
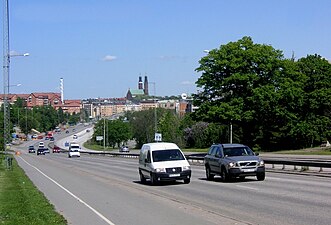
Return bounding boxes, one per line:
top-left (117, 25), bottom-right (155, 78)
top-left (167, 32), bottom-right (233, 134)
top-left (150, 173), bottom-right (158, 186)
top-left (184, 178), bottom-right (190, 184)
top-left (139, 170), bottom-right (146, 184)
top-left (206, 166), bottom-right (214, 181)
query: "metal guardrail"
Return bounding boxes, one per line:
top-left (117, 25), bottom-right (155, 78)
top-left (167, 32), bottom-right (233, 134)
top-left (51, 143), bottom-right (331, 172)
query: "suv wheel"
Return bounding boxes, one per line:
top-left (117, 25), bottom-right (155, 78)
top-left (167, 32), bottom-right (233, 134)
top-left (183, 178), bottom-right (190, 184)
top-left (221, 168), bottom-right (229, 182)
top-left (257, 172), bottom-right (265, 181)
top-left (206, 166), bottom-right (214, 181)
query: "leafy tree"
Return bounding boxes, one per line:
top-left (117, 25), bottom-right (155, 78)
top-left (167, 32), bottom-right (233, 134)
top-left (128, 109), bottom-right (156, 148)
top-left (158, 110), bottom-right (183, 146)
top-left (194, 36), bottom-right (285, 147)
top-left (106, 120), bottom-right (131, 148)
top-left (92, 119), bottom-right (131, 148)
top-left (193, 36), bottom-right (331, 150)
top-left (295, 55), bottom-right (331, 148)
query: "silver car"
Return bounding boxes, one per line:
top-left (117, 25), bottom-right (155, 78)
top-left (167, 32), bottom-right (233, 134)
top-left (119, 146), bottom-right (129, 152)
top-left (204, 143), bottom-right (265, 181)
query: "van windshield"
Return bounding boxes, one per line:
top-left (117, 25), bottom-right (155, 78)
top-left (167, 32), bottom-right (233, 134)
top-left (152, 149), bottom-right (185, 162)
top-left (70, 146), bottom-right (80, 151)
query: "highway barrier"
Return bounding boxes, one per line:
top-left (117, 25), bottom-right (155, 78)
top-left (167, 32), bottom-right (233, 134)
top-left (50, 143), bottom-right (331, 174)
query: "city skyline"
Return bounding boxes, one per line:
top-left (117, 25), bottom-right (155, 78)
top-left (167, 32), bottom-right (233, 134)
top-left (1, 0), bottom-right (330, 99)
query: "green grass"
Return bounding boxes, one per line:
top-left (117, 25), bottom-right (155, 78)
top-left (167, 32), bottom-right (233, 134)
top-left (181, 148), bottom-right (208, 153)
top-left (265, 147), bottom-right (331, 155)
top-left (83, 142), bottom-right (117, 151)
top-left (0, 156), bottom-right (67, 225)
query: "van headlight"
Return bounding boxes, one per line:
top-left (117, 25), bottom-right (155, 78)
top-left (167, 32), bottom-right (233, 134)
top-left (155, 168), bottom-right (166, 173)
top-left (182, 166), bottom-right (190, 171)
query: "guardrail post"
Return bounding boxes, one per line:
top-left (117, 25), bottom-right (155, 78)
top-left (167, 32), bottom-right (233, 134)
top-left (319, 167), bottom-right (323, 172)
top-left (301, 166), bottom-right (309, 171)
top-left (294, 165), bottom-right (297, 170)
top-left (282, 164), bottom-right (285, 170)
top-left (272, 164), bottom-right (275, 169)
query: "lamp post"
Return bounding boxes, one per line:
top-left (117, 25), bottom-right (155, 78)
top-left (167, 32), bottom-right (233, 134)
top-left (3, 0), bottom-right (29, 152)
top-left (149, 82), bottom-right (161, 142)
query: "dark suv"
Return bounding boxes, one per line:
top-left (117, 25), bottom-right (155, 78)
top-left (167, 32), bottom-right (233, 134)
top-left (204, 143), bottom-right (265, 181)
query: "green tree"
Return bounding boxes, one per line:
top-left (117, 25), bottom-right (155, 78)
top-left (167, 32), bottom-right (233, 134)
top-left (194, 36), bottom-right (285, 148)
top-left (107, 120), bottom-right (131, 148)
top-left (158, 111), bottom-right (182, 146)
top-left (295, 54), bottom-right (331, 148)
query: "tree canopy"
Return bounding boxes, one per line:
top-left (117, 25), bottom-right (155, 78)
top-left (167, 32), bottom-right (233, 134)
top-left (193, 36), bottom-right (331, 150)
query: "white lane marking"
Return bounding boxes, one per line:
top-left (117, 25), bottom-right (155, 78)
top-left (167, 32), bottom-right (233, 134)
top-left (19, 156), bottom-right (115, 225)
top-left (235, 185), bottom-right (259, 191)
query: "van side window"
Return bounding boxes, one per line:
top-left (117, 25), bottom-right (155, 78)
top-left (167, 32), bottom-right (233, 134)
top-left (146, 151), bottom-right (151, 163)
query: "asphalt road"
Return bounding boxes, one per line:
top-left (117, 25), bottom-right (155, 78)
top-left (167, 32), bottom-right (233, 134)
top-left (14, 143), bottom-right (331, 225)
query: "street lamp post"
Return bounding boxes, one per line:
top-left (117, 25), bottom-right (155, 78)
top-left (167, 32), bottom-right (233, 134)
top-left (3, 0), bottom-right (29, 152)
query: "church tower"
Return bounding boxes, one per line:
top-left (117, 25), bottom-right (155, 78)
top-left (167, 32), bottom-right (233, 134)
top-left (144, 76), bottom-right (149, 95)
top-left (138, 76), bottom-right (143, 90)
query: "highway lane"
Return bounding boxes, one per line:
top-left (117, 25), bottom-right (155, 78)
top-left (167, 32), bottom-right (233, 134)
top-left (14, 149), bottom-right (331, 225)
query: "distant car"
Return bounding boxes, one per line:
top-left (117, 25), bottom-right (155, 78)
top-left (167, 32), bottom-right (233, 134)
top-left (38, 142), bottom-right (45, 148)
top-left (53, 146), bottom-right (61, 153)
top-left (37, 147), bottom-right (45, 155)
top-left (86, 129), bottom-right (90, 132)
top-left (50, 137), bottom-right (55, 141)
top-left (65, 130), bottom-right (69, 134)
top-left (73, 134), bottom-right (78, 139)
top-left (119, 146), bottom-right (129, 152)
top-left (43, 147), bottom-right (50, 154)
top-left (28, 145), bottom-right (35, 153)
top-left (45, 136), bottom-right (49, 140)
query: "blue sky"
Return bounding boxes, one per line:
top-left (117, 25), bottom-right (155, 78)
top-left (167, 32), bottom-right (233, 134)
top-left (2, 0), bottom-right (331, 99)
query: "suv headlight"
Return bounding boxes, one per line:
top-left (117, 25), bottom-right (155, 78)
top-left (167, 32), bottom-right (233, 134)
top-left (155, 168), bottom-right (166, 173)
top-left (182, 165), bottom-right (190, 171)
top-left (258, 160), bottom-right (265, 166)
top-left (229, 162), bottom-right (237, 167)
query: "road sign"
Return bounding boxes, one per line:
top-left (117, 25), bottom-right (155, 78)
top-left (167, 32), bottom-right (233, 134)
top-left (154, 133), bottom-right (162, 142)
top-left (96, 136), bottom-right (103, 141)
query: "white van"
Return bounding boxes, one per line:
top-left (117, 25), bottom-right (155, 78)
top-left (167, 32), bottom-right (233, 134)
top-left (68, 143), bottom-right (81, 158)
top-left (138, 142), bottom-right (191, 185)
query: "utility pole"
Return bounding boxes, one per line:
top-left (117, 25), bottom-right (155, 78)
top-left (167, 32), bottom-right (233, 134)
top-left (103, 117), bottom-right (105, 149)
top-left (3, 0), bottom-right (10, 152)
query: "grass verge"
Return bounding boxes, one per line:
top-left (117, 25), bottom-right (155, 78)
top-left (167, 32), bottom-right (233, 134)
top-left (0, 156), bottom-right (67, 225)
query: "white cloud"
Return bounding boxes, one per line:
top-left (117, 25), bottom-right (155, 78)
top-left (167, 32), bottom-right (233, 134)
top-left (102, 55), bottom-right (117, 61)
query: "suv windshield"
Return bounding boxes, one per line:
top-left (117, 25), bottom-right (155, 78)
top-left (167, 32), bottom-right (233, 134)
top-left (152, 149), bottom-right (185, 162)
top-left (223, 147), bottom-right (254, 157)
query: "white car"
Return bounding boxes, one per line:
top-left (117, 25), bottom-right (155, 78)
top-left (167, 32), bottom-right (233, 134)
top-left (73, 134), bottom-right (78, 139)
top-left (68, 143), bottom-right (80, 158)
top-left (38, 142), bottom-right (44, 148)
